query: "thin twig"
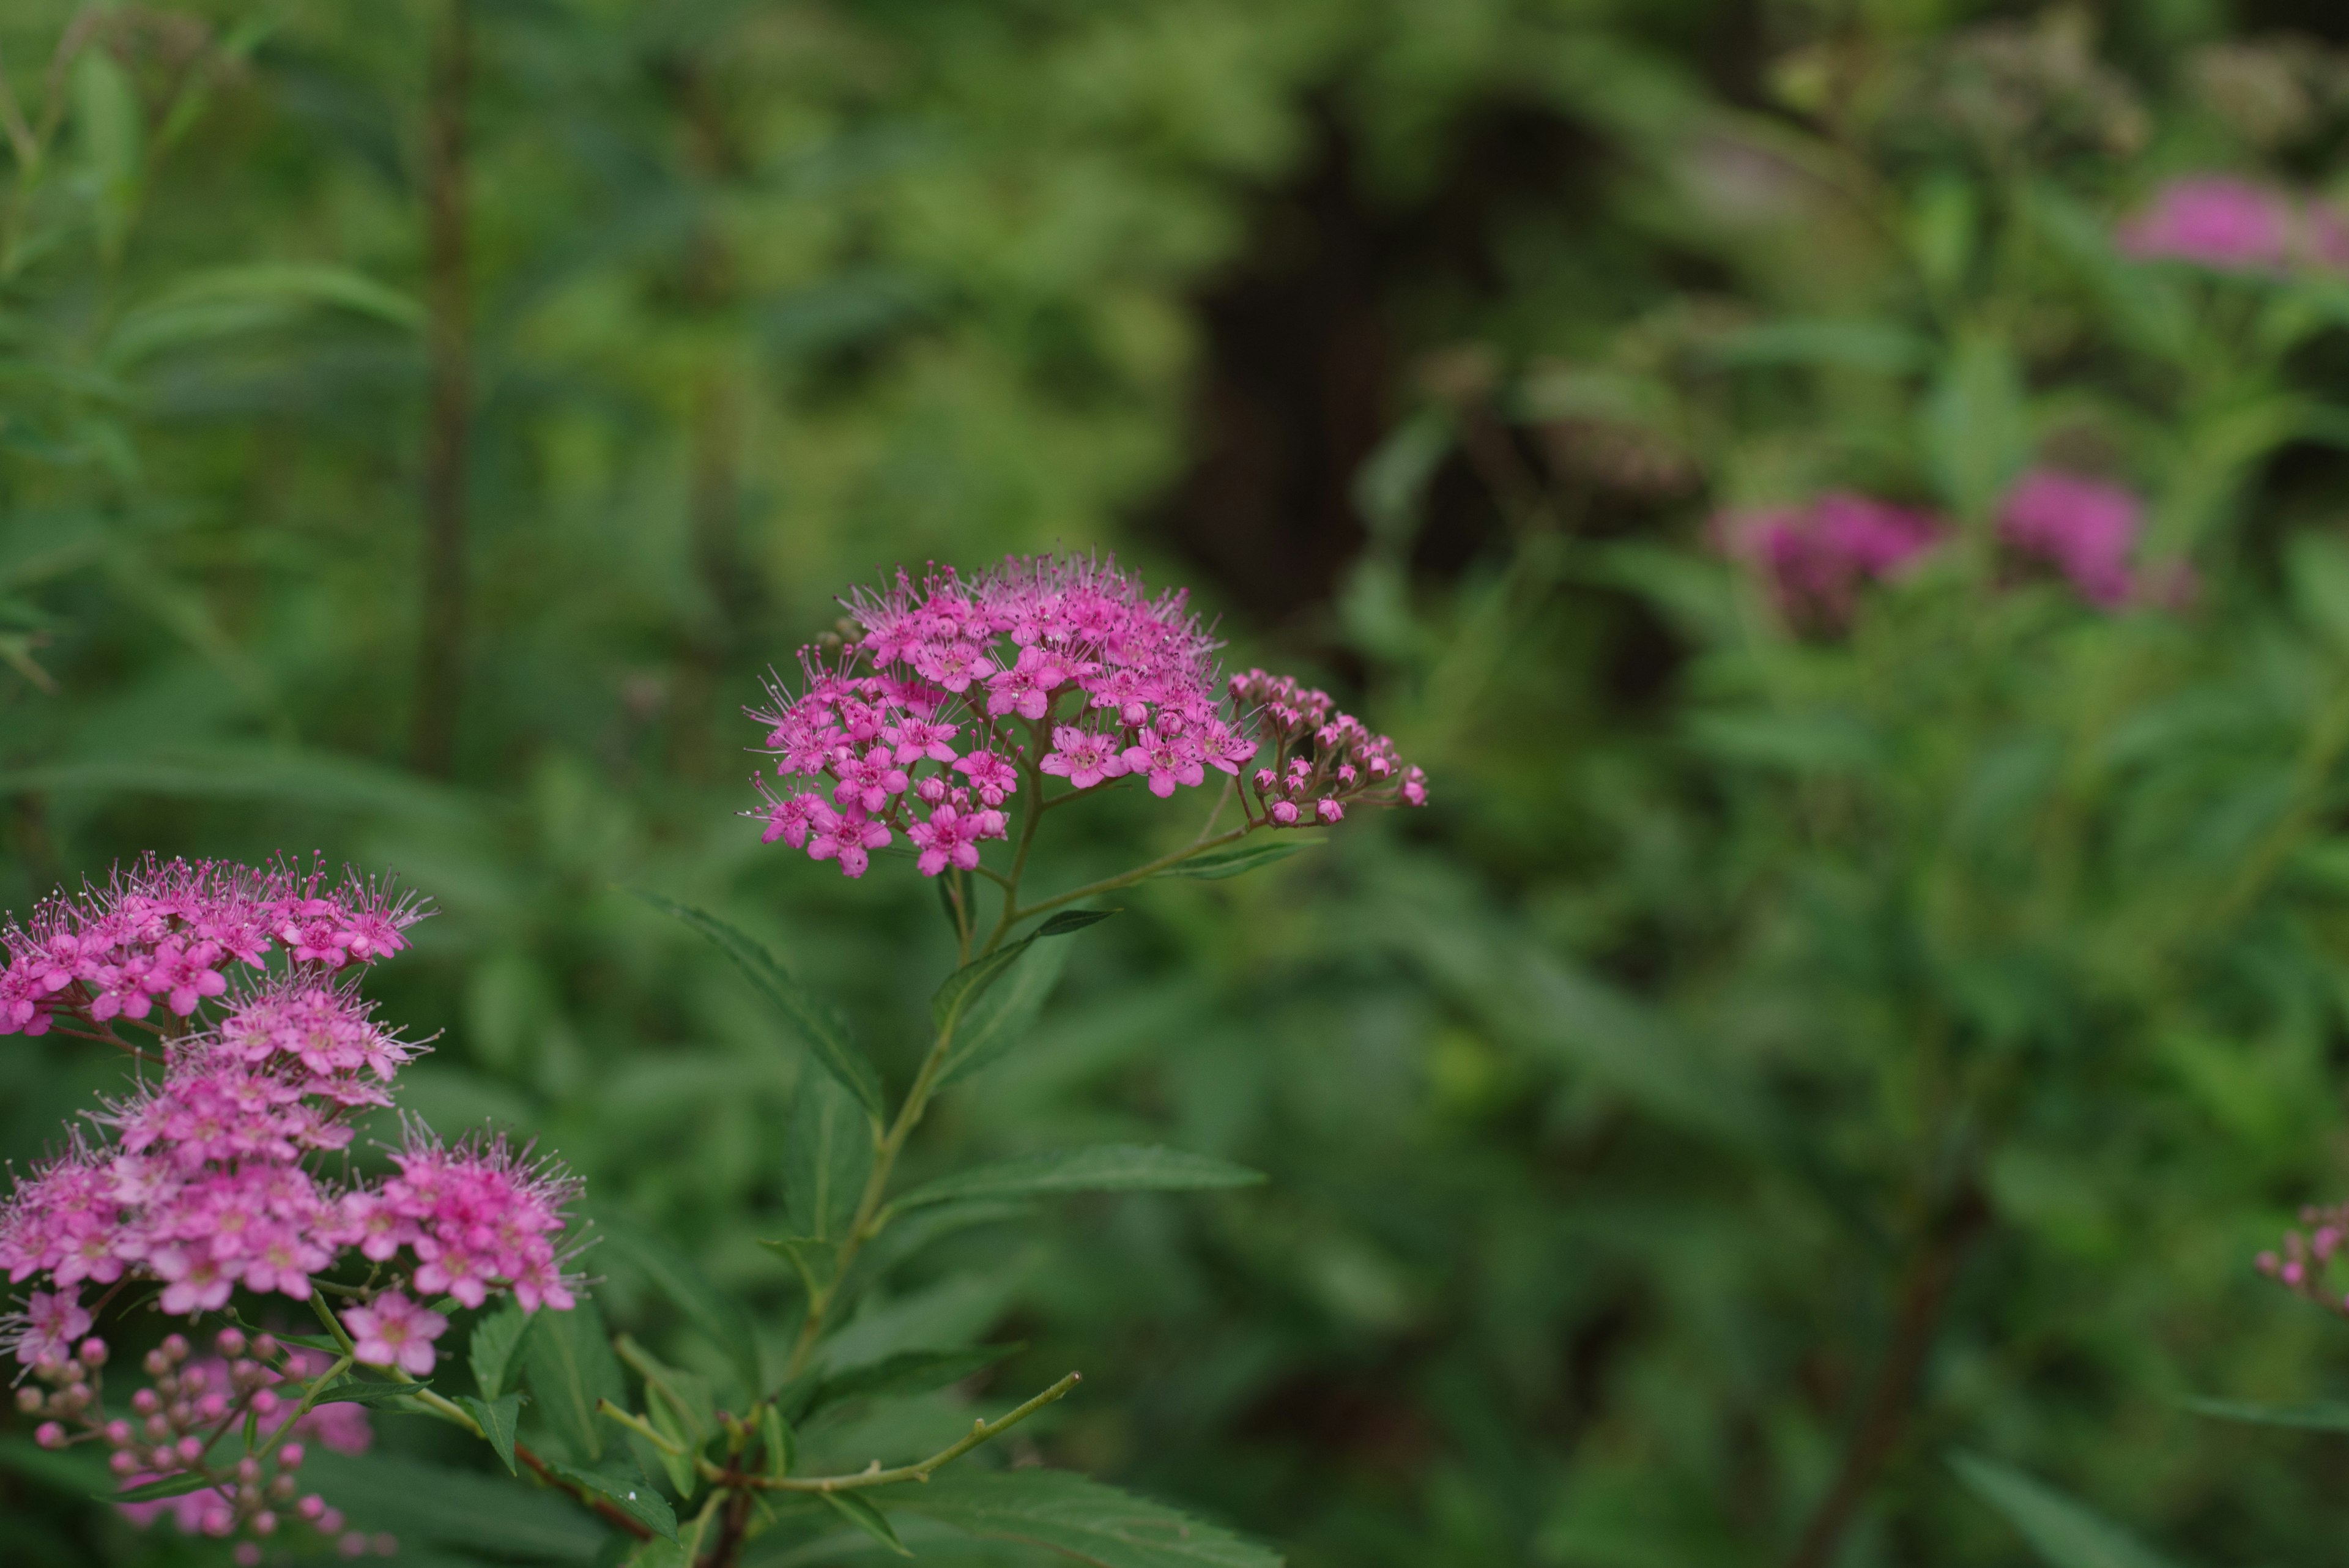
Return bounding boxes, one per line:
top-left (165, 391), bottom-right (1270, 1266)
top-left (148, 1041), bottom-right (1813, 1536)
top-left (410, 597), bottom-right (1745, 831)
top-left (708, 1373), bottom-right (1080, 1493)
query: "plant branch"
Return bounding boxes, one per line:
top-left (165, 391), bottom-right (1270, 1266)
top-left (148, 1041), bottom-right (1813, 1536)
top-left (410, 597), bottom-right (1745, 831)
top-left (1781, 1187), bottom-right (1989, 1568)
top-left (711, 1372), bottom-right (1080, 1493)
top-left (1010, 822), bottom-right (1256, 926)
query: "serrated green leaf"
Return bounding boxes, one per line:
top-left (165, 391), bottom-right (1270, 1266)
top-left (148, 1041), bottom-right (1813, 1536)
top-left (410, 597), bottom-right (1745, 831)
top-left (789, 1074), bottom-right (876, 1246)
top-left (1036, 908), bottom-right (1117, 935)
top-left (105, 1470), bottom-right (223, 1504)
top-left (457, 1391), bottom-right (524, 1474)
top-left (1154, 840), bottom-right (1315, 881)
top-left (2181, 1395), bottom-right (2349, 1432)
top-left (596, 1219), bottom-right (763, 1398)
top-left (470, 1299), bottom-right (537, 1401)
top-left (824, 1490), bottom-right (913, 1556)
top-left (804, 1343), bottom-right (1022, 1418)
top-left (891, 1145), bottom-right (1264, 1215)
top-left (525, 1296), bottom-right (627, 1463)
top-left (635, 891), bottom-right (885, 1119)
top-left (542, 1457), bottom-right (680, 1542)
top-left (888, 1467), bottom-right (1283, 1568)
top-left (1950, 1452), bottom-right (2183, 1568)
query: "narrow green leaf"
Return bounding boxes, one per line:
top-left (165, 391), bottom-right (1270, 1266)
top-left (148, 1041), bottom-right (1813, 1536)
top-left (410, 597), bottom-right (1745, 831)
top-left (525, 1296), bottom-right (627, 1463)
top-left (759, 1405), bottom-right (796, 1478)
top-left (457, 1391), bottom-right (525, 1475)
top-left (310, 1378), bottom-right (432, 1408)
top-left (933, 940), bottom-right (1041, 1035)
top-left (1036, 908), bottom-right (1117, 935)
top-left (2181, 1395), bottom-right (2349, 1432)
top-left (760, 1235), bottom-right (839, 1299)
top-left (596, 1219), bottom-right (764, 1397)
top-left (823, 1490), bottom-right (913, 1556)
top-left (105, 1470), bottom-right (223, 1504)
top-left (789, 1074), bottom-right (876, 1246)
top-left (634, 891), bottom-right (885, 1119)
top-left (892, 1145), bottom-right (1264, 1215)
top-left (1154, 840), bottom-right (1315, 881)
top-left (888, 1467), bottom-right (1283, 1568)
top-left (805, 1343), bottom-right (1022, 1418)
top-left (542, 1457), bottom-right (680, 1542)
top-left (469, 1300), bottom-right (535, 1401)
top-left (937, 937), bottom-right (1070, 1089)
top-left (289, 1451), bottom-right (606, 1560)
top-left (0, 1434), bottom-right (112, 1497)
top-left (1950, 1452), bottom-right (2183, 1568)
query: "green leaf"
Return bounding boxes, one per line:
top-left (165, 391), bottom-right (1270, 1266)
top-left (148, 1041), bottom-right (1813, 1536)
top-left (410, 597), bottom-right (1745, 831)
top-left (937, 937), bottom-right (1071, 1089)
top-left (470, 1299), bottom-right (537, 1401)
top-left (888, 1468), bottom-right (1283, 1568)
top-left (300, 1450), bottom-right (605, 1559)
top-left (892, 1145), bottom-right (1264, 1215)
top-left (1154, 840), bottom-right (1315, 881)
top-left (106, 1470), bottom-right (223, 1504)
top-left (310, 1378), bottom-right (432, 1408)
top-left (2287, 533), bottom-right (2349, 659)
top-left (823, 1490), bottom-right (913, 1556)
top-left (759, 1404), bottom-right (797, 1478)
top-left (542, 1457), bottom-right (680, 1542)
top-left (1921, 327), bottom-right (2027, 521)
top-left (933, 910), bottom-right (1116, 1039)
top-left (458, 1391), bottom-right (525, 1474)
top-left (634, 892), bottom-right (885, 1120)
top-left (1950, 1452), bottom-right (2184, 1568)
top-left (760, 1235), bottom-right (839, 1299)
top-left (2181, 1395), bottom-right (2349, 1432)
top-left (804, 1343), bottom-right (1023, 1417)
top-left (107, 264), bottom-right (424, 365)
top-left (525, 1296), bottom-right (628, 1463)
top-left (595, 1218), bottom-right (764, 1398)
top-left (0, 1434), bottom-right (112, 1497)
top-left (615, 1336), bottom-right (716, 1498)
top-left (789, 1074), bottom-right (877, 1247)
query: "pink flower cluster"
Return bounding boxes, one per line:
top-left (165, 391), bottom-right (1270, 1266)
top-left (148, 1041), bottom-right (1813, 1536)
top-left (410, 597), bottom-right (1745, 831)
top-left (1716, 492), bottom-right (1943, 631)
top-left (1720, 470), bottom-right (2174, 628)
top-left (0, 856), bottom-right (420, 1041)
top-left (2118, 175), bottom-right (2349, 275)
top-left (751, 555), bottom-right (1423, 877)
top-left (1, 859), bottom-right (581, 1380)
top-left (1230, 670), bottom-right (1425, 826)
top-left (2259, 1200), bottom-right (2349, 1317)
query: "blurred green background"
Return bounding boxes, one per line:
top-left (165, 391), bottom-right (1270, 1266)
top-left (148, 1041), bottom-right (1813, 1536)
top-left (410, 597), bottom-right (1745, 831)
top-left (12, 1), bottom-right (2349, 1564)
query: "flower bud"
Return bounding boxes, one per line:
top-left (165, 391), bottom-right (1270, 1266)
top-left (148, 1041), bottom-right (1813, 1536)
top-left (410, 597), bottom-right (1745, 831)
top-left (109, 1449), bottom-right (140, 1475)
top-left (14, 1387), bottom-right (40, 1414)
top-left (143, 1414), bottom-right (171, 1440)
top-left (297, 1493), bottom-right (326, 1520)
top-left (104, 1419), bottom-right (133, 1445)
top-left (252, 1510), bottom-right (278, 1536)
top-left (33, 1422), bottom-right (64, 1449)
top-left (161, 1333), bottom-right (190, 1362)
top-left (143, 1349), bottom-right (171, 1377)
top-left (235, 1454), bottom-right (262, 1483)
top-left (132, 1387), bottom-right (160, 1414)
top-left (215, 1327), bottom-right (247, 1358)
top-left (278, 1442), bottom-right (305, 1470)
top-left (77, 1337), bottom-right (108, 1366)
top-left (177, 1435), bottom-right (205, 1465)
top-left (250, 1334), bottom-right (279, 1361)
top-left (234, 1544), bottom-right (262, 1567)
top-left (201, 1506), bottom-right (236, 1537)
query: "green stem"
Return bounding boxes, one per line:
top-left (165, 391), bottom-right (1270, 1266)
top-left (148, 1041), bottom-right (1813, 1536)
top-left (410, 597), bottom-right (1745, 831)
top-left (708, 1372), bottom-right (1079, 1493)
top-left (1008, 822), bottom-right (1256, 927)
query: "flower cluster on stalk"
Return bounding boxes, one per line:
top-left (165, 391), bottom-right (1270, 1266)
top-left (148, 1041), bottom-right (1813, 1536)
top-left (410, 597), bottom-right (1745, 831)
top-left (2259, 1202), bottom-right (2349, 1317)
top-left (0, 857), bottom-right (583, 1556)
top-left (749, 554), bottom-right (1426, 877)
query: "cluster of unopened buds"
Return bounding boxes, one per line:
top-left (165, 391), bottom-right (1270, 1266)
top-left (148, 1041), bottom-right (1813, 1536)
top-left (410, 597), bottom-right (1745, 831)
top-left (2258, 1202), bottom-right (2349, 1315)
top-left (750, 554), bottom-right (1425, 875)
top-left (21, 1325), bottom-right (390, 1561)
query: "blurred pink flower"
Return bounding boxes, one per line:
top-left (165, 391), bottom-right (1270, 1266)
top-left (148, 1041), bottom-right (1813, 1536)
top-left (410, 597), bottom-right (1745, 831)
top-left (1998, 469), bottom-right (2143, 608)
top-left (2117, 175), bottom-right (2349, 274)
top-left (1716, 491), bottom-right (1944, 631)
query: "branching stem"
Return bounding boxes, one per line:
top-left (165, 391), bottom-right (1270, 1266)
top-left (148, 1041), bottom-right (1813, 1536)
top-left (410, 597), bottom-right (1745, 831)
top-left (708, 1373), bottom-right (1079, 1493)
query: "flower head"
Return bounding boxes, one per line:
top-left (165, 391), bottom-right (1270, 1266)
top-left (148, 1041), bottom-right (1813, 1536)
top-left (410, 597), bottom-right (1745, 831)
top-left (2114, 176), bottom-right (2349, 275)
top-left (746, 554), bottom-right (1423, 878)
top-left (1998, 468), bottom-right (2147, 608)
top-left (1716, 492), bottom-right (1943, 632)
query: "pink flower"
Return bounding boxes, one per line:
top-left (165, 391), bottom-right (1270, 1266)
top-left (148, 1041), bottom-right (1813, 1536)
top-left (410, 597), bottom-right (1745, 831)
top-left (1716, 492), bottom-right (1942, 632)
top-left (907, 801), bottom-right (1001, 876)
top-left (342, 1291), bottom-right (447, 1377)
top-left (2118, 176), bottom-right (2295, 270)
top-left (1999, 468), bottom-right (2145, 608)
top-left (808, 808), bottom-right (892, 879)
top-left (1040, 727), bottom-right (1130, 790)
top-left (952, 749), bottom-right (1020, 806)
top-left (1121, 734), bottom-right (1206, 798)
top-left (2, 1288), bottom-right (91, 1365)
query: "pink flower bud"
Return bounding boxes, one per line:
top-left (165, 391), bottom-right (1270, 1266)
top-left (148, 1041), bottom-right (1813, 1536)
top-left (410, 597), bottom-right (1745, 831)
top-left (76, 1337), bottom-right (106, 1366)
top-left (161, 1334), bottom-right (189, 1362)
top-left (14, 1388), bottom-right (40, 1414)
top-left (251, 1335), bottom-right (280, 1361)
top-left (278, 1442), bottom-right (306, 1470)
top-left (215, 1327), bottom-right (247, 1358)
top-left (33, 1422), bottom-right (63, 1448)
top-left (177, 1435), bottom-right (205, 1464)
top-left (298, 1493), bottom-right (326, 1520)
top-left (109, 1449), bottom-right (140, 1475)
